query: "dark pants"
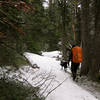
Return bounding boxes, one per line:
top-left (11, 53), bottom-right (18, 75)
top-left (71, 62), bottom-right (79, 80)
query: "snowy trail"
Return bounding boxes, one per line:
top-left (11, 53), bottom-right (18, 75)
top-left (24, 51), bottom-right (98, 100)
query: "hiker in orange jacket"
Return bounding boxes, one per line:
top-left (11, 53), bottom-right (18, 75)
top-left (69, 45), bottom-right (82, 80)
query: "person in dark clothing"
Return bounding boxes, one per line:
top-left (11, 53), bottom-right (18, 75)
top-left (71, 62), bottom-right (79, 80)
top-left (69, 45), bottom-right (80, 80)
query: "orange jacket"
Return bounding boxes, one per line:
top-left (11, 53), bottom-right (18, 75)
top-left (72, 46), bottom-right (83, 63)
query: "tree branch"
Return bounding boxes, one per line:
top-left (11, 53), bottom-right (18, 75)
top-left (45, 77), bottom-right (68, 99)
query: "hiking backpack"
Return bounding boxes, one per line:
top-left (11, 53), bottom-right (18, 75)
top-left (72, 46), bottom-right (82, 63)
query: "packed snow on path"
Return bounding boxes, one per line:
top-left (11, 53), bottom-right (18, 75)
top-left (23, 51), bottom-right (98, 100)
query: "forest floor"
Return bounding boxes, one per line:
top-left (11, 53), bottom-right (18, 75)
top-left (24, 51), bottom-right (99, 100)
top-left (77, 76), bottom-right (100, 100)
top-left (1, 51), bottom-right (100, 100)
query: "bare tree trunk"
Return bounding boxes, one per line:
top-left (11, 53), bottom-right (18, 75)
top-left (75, 7), bottom-right (81, 45)
top-left (81, 0), bottom-right (100, 80)
top-left (61, 0), bottom-right (68, 60)
top-left (81, 0), bottom-right (90, 75)
top-left (88, 0), bottom-right (100, 80)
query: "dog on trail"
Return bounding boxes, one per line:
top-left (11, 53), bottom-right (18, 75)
top-left (60, 60), bottom-right (68, 72)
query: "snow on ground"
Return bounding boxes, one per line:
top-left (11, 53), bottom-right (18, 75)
top-left (23, 51), bottom-right (98, 100)
top-left (77, 76), bottom-right (100, 100)
top-left (42, 51), bottom-right (61, 58)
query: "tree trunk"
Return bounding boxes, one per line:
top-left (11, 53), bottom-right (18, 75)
top-left (81, 0), bottom-right (90, 75)
top-left (60, 0), bottom-right (69, 60)
top-left (61, 5), bottom-right (66, 60)
top-left (88, 0), bottom-right (100, 80)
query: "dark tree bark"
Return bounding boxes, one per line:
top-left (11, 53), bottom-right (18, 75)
top-left (80, 0), bottom-right (100, 80)
top-left (81, 0), bottom-right (91, 75)
top-left (75, 7), bottom-right (81, 45)
top-left (61, 0), bottom-right (68, 60)
top-left (88, 0), bottom-right (100, 80)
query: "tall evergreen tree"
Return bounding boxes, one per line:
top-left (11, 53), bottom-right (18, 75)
top-left (80, 0), bottom-right (90, 75)
top-left (0, 0), bottom-right (28, 67)
top-left (80, 0), bottom-right (100, 80)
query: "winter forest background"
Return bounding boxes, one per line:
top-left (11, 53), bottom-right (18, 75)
top-left (0, 0), bottom-right (100, 100)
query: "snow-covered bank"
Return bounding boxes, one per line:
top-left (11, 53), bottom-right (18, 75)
top-left (42, 51), bottom-right (61, 58)
top-left (0, 51), bottom-right (98, 100)
top-left (24, 51), bottom-right (98, 100)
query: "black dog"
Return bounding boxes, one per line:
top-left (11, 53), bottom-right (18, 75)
top-left (60, 61), bottom-right (68, 72)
